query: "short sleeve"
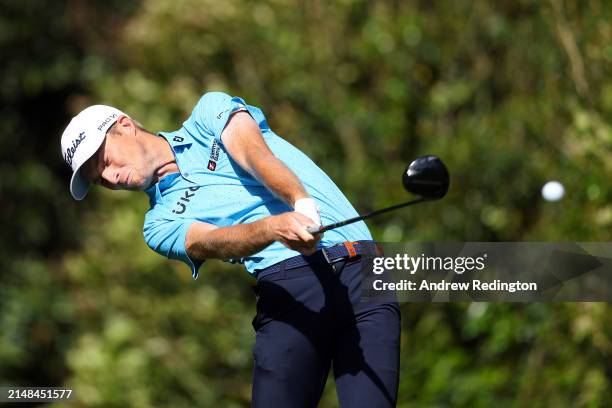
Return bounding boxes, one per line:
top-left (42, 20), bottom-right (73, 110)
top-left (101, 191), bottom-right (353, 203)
top-left (143, 216), bottom-right (204, 279)
top-left (193, 91), bottom-right (249, 143)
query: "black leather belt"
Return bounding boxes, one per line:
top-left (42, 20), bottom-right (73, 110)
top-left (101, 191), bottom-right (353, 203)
top-left (256, 240), bottom-right (378, 280)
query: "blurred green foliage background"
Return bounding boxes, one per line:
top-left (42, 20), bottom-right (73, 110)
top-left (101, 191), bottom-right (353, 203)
top-left (1, 0), bottom-right (612, 406)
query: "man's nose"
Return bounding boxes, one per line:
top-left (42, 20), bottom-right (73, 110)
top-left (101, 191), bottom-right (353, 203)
top-left (101, 168), bottom-right (119, 185)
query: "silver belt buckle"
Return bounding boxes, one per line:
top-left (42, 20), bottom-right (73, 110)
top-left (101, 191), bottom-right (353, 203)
top-left (321, 247), bottom-right (333, 263)
top-left (321, 247), bottom-right (339, 272)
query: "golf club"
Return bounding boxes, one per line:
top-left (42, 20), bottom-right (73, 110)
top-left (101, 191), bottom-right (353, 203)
top-left (306, 155), bottom-right (449, 234)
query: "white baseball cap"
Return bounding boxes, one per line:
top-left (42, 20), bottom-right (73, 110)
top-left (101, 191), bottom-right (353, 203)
top-left (60, 105), bottom-right (129, 200)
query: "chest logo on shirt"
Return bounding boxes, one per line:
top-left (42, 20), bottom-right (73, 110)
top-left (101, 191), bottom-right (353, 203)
top-left (172, 186), bottom-right (201, 214)
top-left (208, 140), bottom-right (220, 171)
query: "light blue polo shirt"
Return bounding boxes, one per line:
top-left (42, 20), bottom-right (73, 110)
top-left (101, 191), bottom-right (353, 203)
top-left (143, 92), bottom-right (372, 279)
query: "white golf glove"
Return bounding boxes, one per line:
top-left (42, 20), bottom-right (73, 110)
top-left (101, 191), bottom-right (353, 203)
top-left (294, 197), bottom-right (321, 227)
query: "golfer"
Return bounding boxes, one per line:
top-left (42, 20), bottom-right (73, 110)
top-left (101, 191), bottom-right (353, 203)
top-left (61, 92), bottom-right (400, 407)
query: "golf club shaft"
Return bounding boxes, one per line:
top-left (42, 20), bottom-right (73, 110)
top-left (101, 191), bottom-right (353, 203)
top-left (307, 197), bottom-right (426, 234)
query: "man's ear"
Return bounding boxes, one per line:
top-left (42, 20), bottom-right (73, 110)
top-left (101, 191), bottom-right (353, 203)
top-left (115, 115), bottom-right (136, 136)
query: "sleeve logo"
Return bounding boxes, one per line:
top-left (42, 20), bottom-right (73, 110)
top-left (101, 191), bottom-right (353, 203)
top-left (207, 140), bottom-right (220, 171)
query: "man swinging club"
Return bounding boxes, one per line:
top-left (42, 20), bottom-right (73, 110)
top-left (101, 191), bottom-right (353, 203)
top-left (60, 92), bottom-right (400, 407)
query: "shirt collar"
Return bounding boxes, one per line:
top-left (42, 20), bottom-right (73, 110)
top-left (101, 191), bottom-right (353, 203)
top-left (158, 130), bottom-right (192, 149)
top-left (156, 130), bottom-right (196, 183)
top-left (144, 182), bottom-right (161, 204)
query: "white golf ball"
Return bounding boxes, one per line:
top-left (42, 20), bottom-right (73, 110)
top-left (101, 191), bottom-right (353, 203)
top-left (541, 180), bottom-right (565, 202)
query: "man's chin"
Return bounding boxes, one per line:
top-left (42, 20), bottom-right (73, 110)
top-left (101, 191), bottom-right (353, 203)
top-left (139, 177), bottom-right (156, 191)
top-left (119, 179), bottom-right (149, 192)
top-left (127, 183), bottom-right (148, 192)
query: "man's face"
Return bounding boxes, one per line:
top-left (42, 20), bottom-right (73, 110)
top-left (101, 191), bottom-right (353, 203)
top-left (82, 118), bottom-right (155, 191)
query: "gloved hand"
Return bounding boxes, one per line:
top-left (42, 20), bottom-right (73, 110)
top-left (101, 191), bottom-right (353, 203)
top-left (294, 197), bottom-right (321, 227)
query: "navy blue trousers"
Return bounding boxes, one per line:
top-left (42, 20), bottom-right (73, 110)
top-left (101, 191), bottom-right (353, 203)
top-left (251, 252), bottom-right (401, 407)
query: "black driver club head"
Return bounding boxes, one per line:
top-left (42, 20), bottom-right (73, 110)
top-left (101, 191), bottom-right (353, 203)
top-left (402, 155), bottom-right (450, 199)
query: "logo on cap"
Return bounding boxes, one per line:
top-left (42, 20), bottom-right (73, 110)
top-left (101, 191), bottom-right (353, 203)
top-left (64, 131), bottom-right (86, 166)
top-left (97, 113), bottom-right (118, 131)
